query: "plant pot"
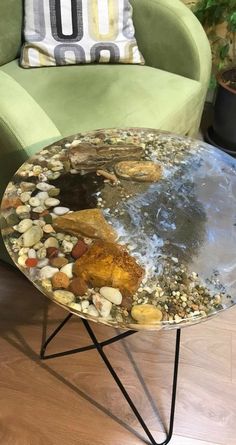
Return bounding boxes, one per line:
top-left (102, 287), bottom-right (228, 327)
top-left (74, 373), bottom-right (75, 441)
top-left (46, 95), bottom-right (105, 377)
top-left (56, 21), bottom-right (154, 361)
top-left (205, 67), bottom-right (236, 155)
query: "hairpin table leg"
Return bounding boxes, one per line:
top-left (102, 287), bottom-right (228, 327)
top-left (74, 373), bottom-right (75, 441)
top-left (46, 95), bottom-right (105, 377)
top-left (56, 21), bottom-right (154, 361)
top-left (40, 313), bottom-right (181, 445)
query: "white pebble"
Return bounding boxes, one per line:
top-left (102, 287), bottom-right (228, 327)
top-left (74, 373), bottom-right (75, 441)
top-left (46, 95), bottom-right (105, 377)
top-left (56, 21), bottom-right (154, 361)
top-left (38, 173), bottom-right (48, 182)
top-left (37, 258), bottom-right (49, 268)
top-left (44, 237), bottom-right (59, 248)
top-left (81, 300), bottom-right (90, 311)
top-left (71, 140), bottom-right (80, 148)
top-left (22, 226), bottom-right (43, 247)
top-left (60, 263), bottom-right (73, 278)
top-left (37, 182), bottom-right (54, 191)
top-left (69, 302), bottom-right (82, 312)
top-left (45, 198), bottom-right (60, 207)
top-left (20, 192), bottom-right (31, 203)
top-left (181, 296), bottom-right (187, 302)
top-left (17, 254), bottom-right (27, 267)
top-left (43, 224), bottom-right (55, 233)
top-left (53, 207), bottom-right (70, 216)
top-left (99, 287), bottom-right (122, 305)
top-left (62, 240), bottom-right (73, 253)
top-left (29, 197), bottom-right (41, 207)
top-left (28, 249), bottom-right (36, 258)
top-left (32, 165), bottom-right (43, 175)
top-left (51, 172), bottom-right (61, 180)
top-left (33, 220), bottom-right (46, 227)
top-left (36, 191), bottom-right (49, 202)
top-left (41, 279), bottom-right (52, 292)
top-left (56, 233), bottom-right (65, 241)
top-left (16, 205), bottom-right (30, 218)
top-left (19, 247), bottom-right (29, 256)
top-left (33, 206), bottom-right (45, 213)
top-left (17, 219), bottom-right (33, 233)
top-left (174, 315), bottom-right (182, 323)
top-left (40, 266), bottom-right (59, 280)
top-left (51, 161), bottom-right (64, 172)
top-left (92, 293), bottom-right (112, 318)
top-left (53, 290), bottom-right (75, 305)
top-left (33, 242), bottom-right (44, 250)
top-left (37, 247), bottom-right (47, 259)
top-left (20, 182), bottom-right (35, 192)
top-left (87, 304), bottom-right (99, 317)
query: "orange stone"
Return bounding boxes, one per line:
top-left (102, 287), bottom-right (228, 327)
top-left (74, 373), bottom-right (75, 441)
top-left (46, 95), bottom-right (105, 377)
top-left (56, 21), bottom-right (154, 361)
top-left (51, 272), bottom-right (70, 289)
top-left (25, 258), bottom-right (38, 268)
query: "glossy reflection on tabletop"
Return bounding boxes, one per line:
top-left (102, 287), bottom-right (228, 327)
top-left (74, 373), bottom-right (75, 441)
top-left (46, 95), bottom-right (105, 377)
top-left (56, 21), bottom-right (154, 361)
top-left (1, 128), bottom-right (236, 331)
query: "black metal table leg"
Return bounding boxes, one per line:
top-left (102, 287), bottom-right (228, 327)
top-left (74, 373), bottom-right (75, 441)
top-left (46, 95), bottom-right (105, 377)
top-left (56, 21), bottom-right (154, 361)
top-left (40, 313), bottom-right (181, 445)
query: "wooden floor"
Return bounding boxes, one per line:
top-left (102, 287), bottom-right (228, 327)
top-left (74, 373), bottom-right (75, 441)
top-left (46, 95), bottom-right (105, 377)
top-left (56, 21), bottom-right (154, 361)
top-left (0, 261), bottom-right (236, 445)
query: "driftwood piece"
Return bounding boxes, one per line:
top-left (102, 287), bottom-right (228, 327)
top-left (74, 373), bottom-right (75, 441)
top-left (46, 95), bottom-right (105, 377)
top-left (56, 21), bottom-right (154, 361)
top-left (68, 143), bottom-right (143, 172)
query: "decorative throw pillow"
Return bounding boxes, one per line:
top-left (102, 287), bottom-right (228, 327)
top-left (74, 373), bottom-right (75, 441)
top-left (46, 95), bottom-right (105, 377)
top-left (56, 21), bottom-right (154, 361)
top-left (20, 0), bottom-right (144, 68)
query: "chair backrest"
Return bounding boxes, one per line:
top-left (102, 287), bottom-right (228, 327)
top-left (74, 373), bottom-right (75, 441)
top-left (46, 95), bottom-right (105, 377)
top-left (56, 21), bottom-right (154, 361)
top-left (0, 0), bottom-right (23, 66)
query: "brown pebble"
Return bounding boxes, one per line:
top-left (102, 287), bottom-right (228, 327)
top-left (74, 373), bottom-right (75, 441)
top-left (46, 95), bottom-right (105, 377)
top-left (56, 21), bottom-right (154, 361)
top-left (69, 277), bottom-right (88, 296)
top-left (46, 247), bottom-right (59, 258)
top-left (31, 212), bottom-right (40, 220)
top-left (71, 240), bottom-right (88, 259)
top-left (40, 209), bottom-right (49, 217)
top-left (51, 272), bottom-right (70, 289)
top-left (120, 295), bottom-right (133, 311)
top-left (50, 257), bottom-right (68, 268)
top-left (1, 197), bottom-right (22, 210)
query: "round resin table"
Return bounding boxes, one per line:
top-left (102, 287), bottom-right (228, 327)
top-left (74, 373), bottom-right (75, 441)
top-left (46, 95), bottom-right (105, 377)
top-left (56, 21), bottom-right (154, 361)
top-left (1, 128), bottom-right (236, 444)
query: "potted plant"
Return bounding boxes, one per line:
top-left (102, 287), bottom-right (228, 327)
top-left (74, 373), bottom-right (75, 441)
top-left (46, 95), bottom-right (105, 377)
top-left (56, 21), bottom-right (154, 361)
top-left (194, 0), bottom-right (236, 155)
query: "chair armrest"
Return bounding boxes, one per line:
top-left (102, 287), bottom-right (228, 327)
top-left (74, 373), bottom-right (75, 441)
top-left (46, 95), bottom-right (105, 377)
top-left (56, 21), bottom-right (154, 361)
top-left (0, 71), bottom-right (61, 157)
top-left (0, 71), bottom-right (61, 197)
top-left (132, 0), bottom-right (211, 85)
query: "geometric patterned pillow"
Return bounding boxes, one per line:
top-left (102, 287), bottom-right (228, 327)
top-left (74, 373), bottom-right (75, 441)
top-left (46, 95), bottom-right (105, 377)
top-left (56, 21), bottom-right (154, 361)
top-left (20, 0), bottom-right (144, 68)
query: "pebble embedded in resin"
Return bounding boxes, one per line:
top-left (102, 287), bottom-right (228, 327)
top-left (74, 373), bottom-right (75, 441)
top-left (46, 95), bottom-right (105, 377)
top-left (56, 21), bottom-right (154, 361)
top-left (50, 257), bottom-right (68, 268)
top-left (17, 219), bottom-right (33, 233)
top-left (44, 237), bottom-right (59, 248)
top-left (53, 207), bottom-right (70, 216)
top-left (115, 161), bottom-right (162, 182)
top-left (45, 198), bottom-right (60, 207)
top-left (60, 263), bottom-right (74, 278)
top-left (68, 277), bottom-right (88, 295)
top-left (40, 266), bottom-right (59, 280)
top-left (53, 290), bottom-right (75, 305)
top-left (51, 271), bottom-right (70, 289)
top-left (37, 183), bottom-right (55, 191)
top-left (131, 305), bottom-right (163, 324)
top-left (92, 293), bottom-right (112, 318)
top-left (100, 287), bottom-right (122, 305)
top-left (87, 304), bottom-right (99, 317)
top-left (22, 226), bottom-right (43, 247)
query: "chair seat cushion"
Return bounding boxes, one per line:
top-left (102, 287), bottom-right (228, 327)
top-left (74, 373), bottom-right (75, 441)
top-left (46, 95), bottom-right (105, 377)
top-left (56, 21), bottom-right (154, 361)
top-left (1, 60), bottom-right (201, 137)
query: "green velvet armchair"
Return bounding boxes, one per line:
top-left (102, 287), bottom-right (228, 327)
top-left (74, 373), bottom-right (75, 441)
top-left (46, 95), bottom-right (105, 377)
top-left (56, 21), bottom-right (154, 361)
top-left (0, 0), bottom-right (211, 263)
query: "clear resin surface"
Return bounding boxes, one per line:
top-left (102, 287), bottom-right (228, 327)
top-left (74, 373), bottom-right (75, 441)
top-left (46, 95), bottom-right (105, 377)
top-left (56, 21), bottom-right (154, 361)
top-left (1, 128), bottom-right (236, 330)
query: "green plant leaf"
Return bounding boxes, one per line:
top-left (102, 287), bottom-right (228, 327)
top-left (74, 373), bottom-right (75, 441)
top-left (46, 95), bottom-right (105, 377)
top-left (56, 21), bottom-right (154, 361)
top-left (228, 12), bottom-right (236, 32)
top-left (194, 0), bottom-right (236, 68)
top-left (219, 43), bottom-right (230, 59)
top-left (209, 75), bottom-right (217, 90)
top-left (206, 0), bottom-right (218, 8)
